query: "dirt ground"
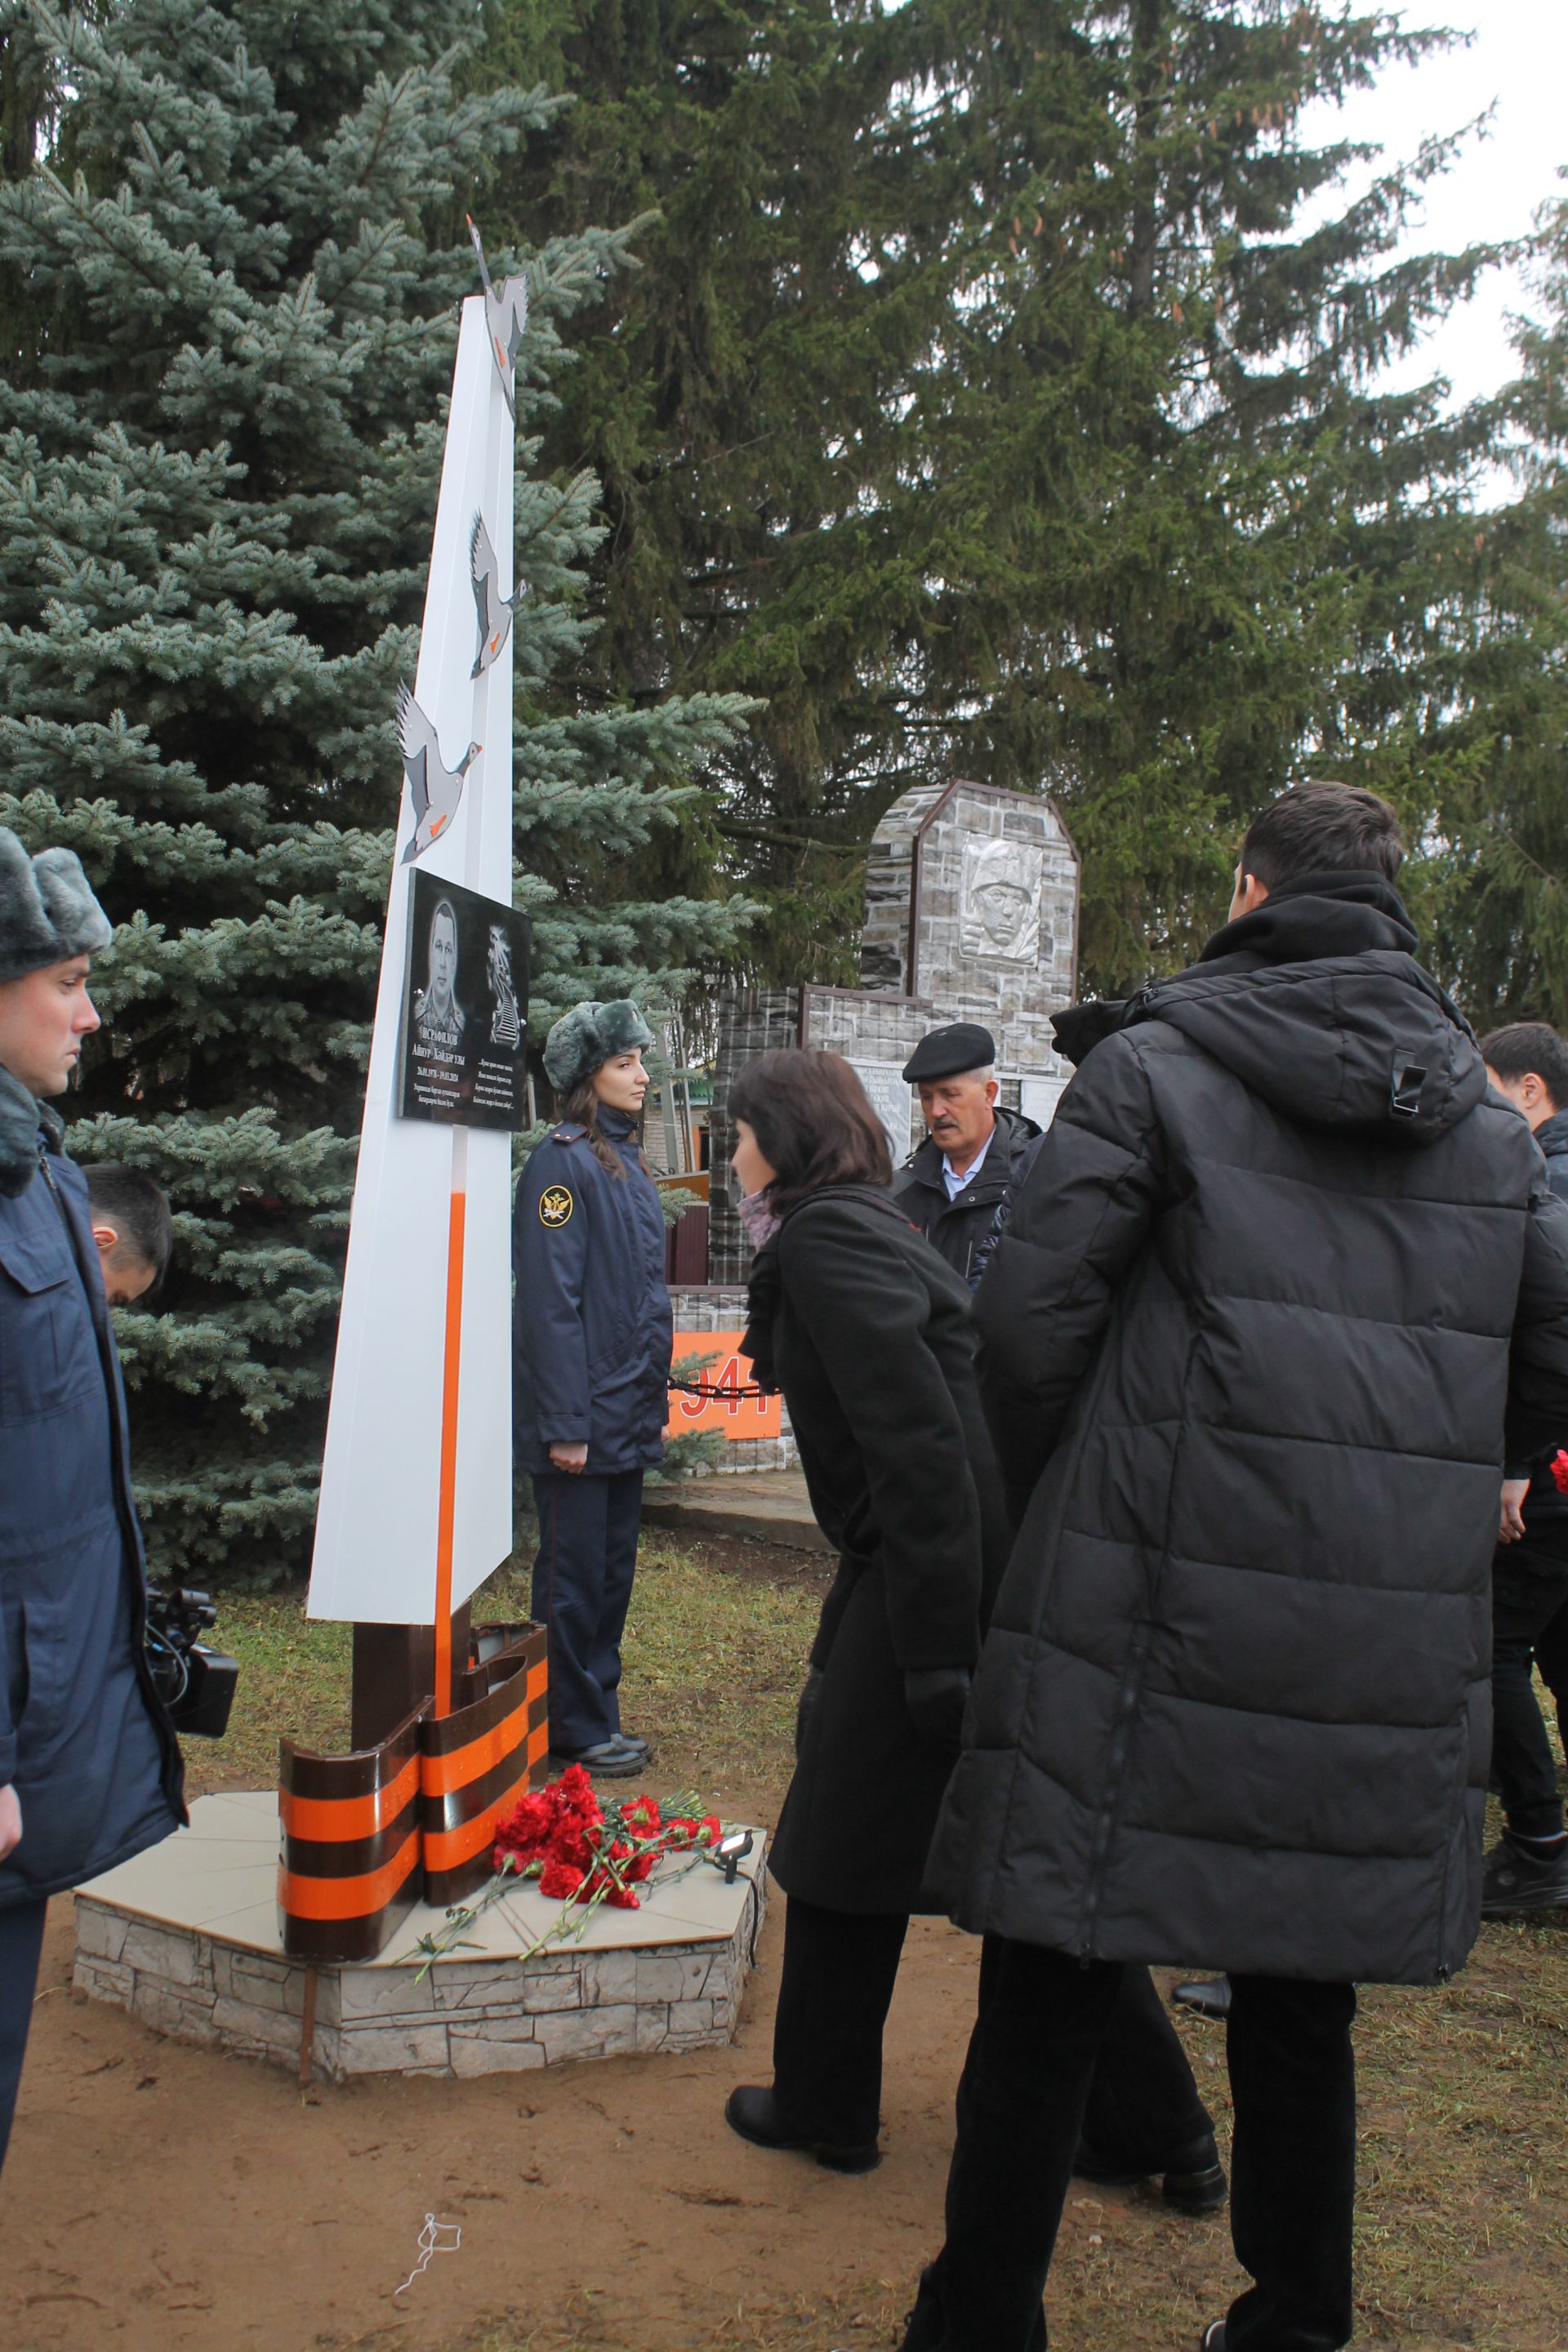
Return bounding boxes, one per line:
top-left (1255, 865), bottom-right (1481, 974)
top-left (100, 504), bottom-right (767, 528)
top-left (6, 1537), bottom-right (1568, 2352)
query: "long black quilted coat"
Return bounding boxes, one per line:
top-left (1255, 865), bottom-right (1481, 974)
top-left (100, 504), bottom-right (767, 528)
top-left (930, 874), bottom-right (1568, 1986)
top-left (748, 1187), bottom-right (1013, 1913)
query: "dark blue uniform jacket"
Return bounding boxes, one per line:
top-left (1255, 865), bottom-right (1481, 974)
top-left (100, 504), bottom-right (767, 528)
top-left (512, 1107), bottom-right (672, 1476)
top-left (1507, 1102), bottom-right (1568, 1519)
top-left (0, 1084), bottom-right (185, 1910)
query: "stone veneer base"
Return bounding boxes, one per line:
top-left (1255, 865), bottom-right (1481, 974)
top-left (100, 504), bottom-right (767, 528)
top-left (73, 1793), bottom-right (768, 2082)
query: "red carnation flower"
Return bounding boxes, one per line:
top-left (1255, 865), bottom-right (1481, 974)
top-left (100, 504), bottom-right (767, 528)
top-left (538, 1860), bottom-right (586, 1900)
top-left (580, 1863), bottom-right (640, 1909)
top-left (697, 1816), bottom-right (723, 1847)
top-left (493, 1788), bottom-right (555, 1862)
top-left (1552, 1449), bottom-right (1568, 1496)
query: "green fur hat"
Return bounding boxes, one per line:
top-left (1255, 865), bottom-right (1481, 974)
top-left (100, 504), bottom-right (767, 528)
top-left (543, 998), bottom-right (655, 1095)
top-left (0, 827), bottom-right (114, 986)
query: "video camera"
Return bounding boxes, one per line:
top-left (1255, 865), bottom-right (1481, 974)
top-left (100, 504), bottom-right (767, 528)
top-left (145, 1586), bottom-right (239, 1740)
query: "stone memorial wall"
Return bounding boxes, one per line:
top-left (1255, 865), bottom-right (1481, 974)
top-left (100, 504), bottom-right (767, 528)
top-left (708, 779), bottom-right (1081, 1285)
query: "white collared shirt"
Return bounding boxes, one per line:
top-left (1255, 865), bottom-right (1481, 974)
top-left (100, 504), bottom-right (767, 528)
top-left (941, 1121), bottom-right (996, 1200)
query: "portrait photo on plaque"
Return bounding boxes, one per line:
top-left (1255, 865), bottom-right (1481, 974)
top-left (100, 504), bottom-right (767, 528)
top-left (397, 869), bottom-right (531, 1128)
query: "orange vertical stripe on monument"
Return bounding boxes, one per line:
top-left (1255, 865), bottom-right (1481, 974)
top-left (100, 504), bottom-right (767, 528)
top-left (432, 1185), bottom-right (467, 1717)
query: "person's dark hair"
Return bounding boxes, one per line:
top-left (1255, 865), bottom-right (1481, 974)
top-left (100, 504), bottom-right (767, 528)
top-left (1240, 781), bottom-right (1405, 891)
top-left (83, 1164), bottom-right (172, 1286)
top-left (561, 1078), bottom-right (630, 1177)
top-left (1477, 1021), bottom-right (1568, 1113)
top-left (728, 1049), bottom-right (893, 1217)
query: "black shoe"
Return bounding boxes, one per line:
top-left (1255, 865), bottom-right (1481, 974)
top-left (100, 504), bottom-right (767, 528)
top-left (1481, 1836), bottom-right (1568, 1916)
top-left (1171, 1975), bottom-right (1232, 2020)
top-left (611, 1728), bottom-right (651, 1758)
top-left (550, 1737), bottom-right (644, 1780)
top-left (1075, 2133), bottom-right (1227, 2216)
top-left (724, 2083), bottom-right (881, 2175)
top-left (1200, 2326), bottom-right (1227, 2350)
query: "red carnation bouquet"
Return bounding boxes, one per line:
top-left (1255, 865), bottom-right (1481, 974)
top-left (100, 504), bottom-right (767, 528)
top-left (1552, 1449), bottom-right (1568, 1497)
top-left (493, 1765), bottom-right (724, 1909)
top-left (413, 1766), bottom-right (731, 1977)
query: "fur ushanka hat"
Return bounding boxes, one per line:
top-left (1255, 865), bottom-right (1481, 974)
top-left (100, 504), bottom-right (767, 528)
top-left (543, 999), bottom-right (655, 1095)
top-left (0, 827), bottom-right (114, 985)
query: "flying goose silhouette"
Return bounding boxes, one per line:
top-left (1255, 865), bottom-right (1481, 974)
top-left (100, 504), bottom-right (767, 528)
top-left (469, 511), bottom-right (523, 678)
top-left (466, 216), bottom-right (528, 420)
top-left (397, 681), bottom-right (480, 866)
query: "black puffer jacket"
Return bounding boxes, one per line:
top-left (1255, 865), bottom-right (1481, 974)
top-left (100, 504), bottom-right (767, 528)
top-left (1532, 1104), bottom-right (1568, 1203)
top-left (931, 874), bottom-right (1568, 1986)
top-left (744, 1187), bottom-right (1013, 1913)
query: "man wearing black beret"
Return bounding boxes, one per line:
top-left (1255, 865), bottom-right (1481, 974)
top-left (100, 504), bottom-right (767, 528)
top-left (893, 1024), bottom-right (1044, 1286)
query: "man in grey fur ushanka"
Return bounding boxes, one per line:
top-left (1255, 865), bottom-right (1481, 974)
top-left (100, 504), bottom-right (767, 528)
top-left (0, 830), bottom-right (184, 2175)
top-left (901, 783), bottom-right (1568, 2352)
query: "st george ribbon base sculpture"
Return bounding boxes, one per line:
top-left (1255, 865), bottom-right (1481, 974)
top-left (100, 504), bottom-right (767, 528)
top-left (280, 229), bottom-right (539, 1965)
top-left (278, 1624), bottom-right (550, 1963)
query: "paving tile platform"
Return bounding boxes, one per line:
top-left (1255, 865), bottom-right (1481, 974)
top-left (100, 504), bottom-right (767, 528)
top-left (643, 1469), bottom-right (831, 1553)
top-left (74, 1793), bottom-right (768, 2081)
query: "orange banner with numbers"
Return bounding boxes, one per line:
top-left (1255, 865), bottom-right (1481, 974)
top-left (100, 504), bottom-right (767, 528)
top-left (666, 1330), bottom-right (782, 1439)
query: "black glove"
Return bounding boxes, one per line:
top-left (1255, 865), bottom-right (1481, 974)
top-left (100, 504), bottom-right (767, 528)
top-left (903, 1665), bottom-right (972, 1747)
top-left (795, 1665), bottom-right (826, 1758)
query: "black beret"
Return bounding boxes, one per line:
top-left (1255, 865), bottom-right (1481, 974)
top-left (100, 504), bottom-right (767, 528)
top-left (902, 1022), bottom-right (997, 1084)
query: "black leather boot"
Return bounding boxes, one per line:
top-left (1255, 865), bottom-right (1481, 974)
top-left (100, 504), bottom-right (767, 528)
top-left (1075, 2130), bottom-right (1227, 2216)
top-left (724, 2083), bottom-right (881, 2173)
top-left (1172, 1975), bottom-right (1232, 2020)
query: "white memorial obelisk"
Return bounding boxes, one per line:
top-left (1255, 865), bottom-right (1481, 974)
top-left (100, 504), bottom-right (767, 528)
top-left (308, 287), bottom-right (518, 1712)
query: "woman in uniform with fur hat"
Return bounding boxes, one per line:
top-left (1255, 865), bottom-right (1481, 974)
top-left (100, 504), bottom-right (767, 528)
top-left (512, 1000), bottom-right (671, 1776)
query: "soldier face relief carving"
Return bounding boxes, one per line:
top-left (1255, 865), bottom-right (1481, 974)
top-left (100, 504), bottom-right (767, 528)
top-left (960, 837), bottom-right (1045, 965)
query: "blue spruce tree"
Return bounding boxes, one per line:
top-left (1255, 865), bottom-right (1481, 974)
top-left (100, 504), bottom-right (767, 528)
top-left (0, 1), bottom-right (755, 1582)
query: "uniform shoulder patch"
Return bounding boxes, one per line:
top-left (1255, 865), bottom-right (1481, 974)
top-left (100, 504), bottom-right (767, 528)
top-left (539, 1183), bottom-right (575, 1228)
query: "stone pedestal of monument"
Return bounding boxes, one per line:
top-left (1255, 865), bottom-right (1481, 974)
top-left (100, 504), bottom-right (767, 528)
top-left (73, 1793), bottom-right (767, 2082)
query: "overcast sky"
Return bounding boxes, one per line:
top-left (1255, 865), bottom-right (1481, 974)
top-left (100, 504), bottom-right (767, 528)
top-left (1294, 1), bottom-right (1568, 408)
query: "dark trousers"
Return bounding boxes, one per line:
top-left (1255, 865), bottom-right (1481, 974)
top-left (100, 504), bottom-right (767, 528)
top-left (901, 1937), bottom-right (1356, 2352)
top-left (771, 1895), bottom-right (1212, 2160)
top-left (0, 1900), bottom-right (47, 2176)
top-left (530, 1468), bottom-right (644, 1754)
top-left (1491, 1524), bottom-right (1568, 1842)
top-left (1533, 1579), bottom-right (1568, 1756)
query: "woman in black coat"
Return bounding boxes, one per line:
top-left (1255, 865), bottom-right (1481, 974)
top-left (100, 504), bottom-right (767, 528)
top-left (722, 1050), bottom-right (1218, 2192)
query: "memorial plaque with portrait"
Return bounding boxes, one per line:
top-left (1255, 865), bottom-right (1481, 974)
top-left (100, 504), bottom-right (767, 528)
top-left (397, 870), bottom-right (531, 1128)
